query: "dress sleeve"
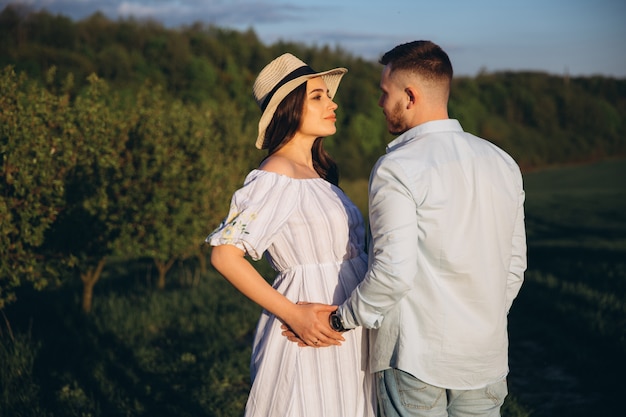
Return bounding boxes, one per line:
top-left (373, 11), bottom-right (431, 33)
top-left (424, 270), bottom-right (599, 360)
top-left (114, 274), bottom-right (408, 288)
top-left (205, 170), bottom-right (298, 260)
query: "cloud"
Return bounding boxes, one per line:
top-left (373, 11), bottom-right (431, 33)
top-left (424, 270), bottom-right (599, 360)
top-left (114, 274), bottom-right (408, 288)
top-left (258, 29), bottom-right (415, 61)
top-left (2, 0), bottom-right (316, 26)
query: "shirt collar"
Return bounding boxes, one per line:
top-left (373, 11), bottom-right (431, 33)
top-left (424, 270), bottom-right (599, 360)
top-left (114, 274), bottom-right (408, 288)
top-left (386, 119), bottom-right (464, 153)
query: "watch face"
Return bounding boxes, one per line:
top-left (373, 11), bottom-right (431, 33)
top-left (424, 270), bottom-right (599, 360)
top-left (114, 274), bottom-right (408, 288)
top-left (331, 313), bottom-right (343, 331)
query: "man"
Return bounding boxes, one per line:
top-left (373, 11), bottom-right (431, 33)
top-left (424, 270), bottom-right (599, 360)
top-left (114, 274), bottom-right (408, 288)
top-left (289, 40), bottom-right (527, 417)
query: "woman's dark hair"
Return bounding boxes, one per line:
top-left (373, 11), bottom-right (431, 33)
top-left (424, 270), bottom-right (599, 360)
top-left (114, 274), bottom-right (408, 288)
top-left (263, 82), bottom-right (339, 186)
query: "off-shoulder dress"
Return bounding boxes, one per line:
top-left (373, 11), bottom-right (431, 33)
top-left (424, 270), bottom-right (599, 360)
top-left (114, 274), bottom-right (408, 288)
top-left (207, 169), bottom-right (375, 417)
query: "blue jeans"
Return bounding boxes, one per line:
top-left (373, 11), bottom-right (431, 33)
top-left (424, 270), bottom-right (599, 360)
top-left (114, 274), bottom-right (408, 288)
top-left (376, 368), bottom-right (508, 417)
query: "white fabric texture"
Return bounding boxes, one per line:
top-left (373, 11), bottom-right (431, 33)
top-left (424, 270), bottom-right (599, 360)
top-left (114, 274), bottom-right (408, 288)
top-left (207, 169), bottom-right (375, 417)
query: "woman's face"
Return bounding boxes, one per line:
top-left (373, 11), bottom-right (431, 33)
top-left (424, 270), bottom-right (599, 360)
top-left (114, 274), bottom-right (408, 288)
top-left (298, 77), bottom-right (339, 139)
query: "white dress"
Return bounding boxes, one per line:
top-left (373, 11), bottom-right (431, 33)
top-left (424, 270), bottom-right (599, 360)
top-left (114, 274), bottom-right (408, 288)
top-left (207, 169), bottom-right (375, 417)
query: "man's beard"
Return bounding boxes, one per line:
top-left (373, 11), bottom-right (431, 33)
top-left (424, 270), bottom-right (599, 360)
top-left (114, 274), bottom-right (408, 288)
top-left (385, 101), bottom-right (408, 135)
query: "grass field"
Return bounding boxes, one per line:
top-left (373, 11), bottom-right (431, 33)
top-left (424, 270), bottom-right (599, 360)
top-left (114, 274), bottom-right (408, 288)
top-left (507, 158), bottom-right (626, 416)
top-left (1, 158), bottom-right (625, 416)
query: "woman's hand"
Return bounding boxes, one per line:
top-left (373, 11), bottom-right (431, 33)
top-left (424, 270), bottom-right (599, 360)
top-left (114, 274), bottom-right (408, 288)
top-left (211, 246), bottom-right (344, 348)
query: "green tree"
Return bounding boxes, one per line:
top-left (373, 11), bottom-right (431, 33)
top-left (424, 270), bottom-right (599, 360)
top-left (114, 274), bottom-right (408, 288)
top-left (0, 67), bottom-right (75, 309)
top-left (41, 73), bottom-right (128, 313)
top-left (110, 83), bottom-right (227, 288)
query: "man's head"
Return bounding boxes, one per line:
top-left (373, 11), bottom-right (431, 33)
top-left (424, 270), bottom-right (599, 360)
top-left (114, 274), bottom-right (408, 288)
top-left (377, 40), bottom-right (453, 135)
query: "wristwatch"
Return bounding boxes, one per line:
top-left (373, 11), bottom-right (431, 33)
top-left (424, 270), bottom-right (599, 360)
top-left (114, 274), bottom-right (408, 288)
top-left (329, 310), bottom-right (347, 332)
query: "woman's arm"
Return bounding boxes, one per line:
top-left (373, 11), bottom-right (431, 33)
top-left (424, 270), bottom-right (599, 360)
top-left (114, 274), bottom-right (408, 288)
top-left (210, 244), bottom-right (343, 346)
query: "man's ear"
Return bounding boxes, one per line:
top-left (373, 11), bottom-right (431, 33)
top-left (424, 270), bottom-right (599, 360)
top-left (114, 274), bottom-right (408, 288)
top-left (405, 87), bottom-right (417, 107)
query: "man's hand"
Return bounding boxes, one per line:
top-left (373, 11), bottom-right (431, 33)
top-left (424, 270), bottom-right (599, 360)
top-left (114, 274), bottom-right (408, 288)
top-left (281, 302), bottom-right (344, 347)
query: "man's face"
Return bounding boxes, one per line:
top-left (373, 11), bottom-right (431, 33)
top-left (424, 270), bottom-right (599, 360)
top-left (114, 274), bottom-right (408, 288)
top-left (378, 65), bottom-right (410, 135)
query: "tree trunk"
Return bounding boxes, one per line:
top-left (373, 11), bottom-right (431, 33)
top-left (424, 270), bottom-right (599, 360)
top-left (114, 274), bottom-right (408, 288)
top-left (154, 258), bottom-right (175, 290)
top-left (80, 258), bottom-right (106, 314)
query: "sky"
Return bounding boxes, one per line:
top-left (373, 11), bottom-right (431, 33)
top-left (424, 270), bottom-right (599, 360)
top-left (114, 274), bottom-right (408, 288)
top-left (3, 0), bottom-right (626, 78)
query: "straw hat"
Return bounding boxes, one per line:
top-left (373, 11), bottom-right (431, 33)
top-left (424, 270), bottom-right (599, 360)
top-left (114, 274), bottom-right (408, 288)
top-left (252, 53), bottom-right (348, 149)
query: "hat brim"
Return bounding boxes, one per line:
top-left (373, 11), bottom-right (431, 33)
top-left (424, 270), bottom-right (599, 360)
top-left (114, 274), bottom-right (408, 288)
top-left (256, 67), bottom-right (347, 149)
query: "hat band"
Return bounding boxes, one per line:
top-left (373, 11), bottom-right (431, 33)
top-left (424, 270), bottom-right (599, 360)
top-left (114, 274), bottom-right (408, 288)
top-left (260, 65), bottom-right (316, 111)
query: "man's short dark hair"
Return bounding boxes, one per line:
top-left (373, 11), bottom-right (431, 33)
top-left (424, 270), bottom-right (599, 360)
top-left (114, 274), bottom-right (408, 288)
top-left (380, 40), bottom-right (453, 81)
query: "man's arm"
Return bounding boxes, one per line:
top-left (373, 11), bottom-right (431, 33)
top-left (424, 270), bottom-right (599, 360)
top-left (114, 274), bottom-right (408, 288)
top-left (339, 158), bottom-right (417, 329)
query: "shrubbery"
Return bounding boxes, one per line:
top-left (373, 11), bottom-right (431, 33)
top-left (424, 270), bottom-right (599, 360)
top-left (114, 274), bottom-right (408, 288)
top-left (0, 66), bottom-right (257, 312)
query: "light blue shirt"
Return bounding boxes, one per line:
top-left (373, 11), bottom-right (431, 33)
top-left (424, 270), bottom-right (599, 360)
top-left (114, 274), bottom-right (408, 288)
top-left (338, 119), bottom-right (527, 389)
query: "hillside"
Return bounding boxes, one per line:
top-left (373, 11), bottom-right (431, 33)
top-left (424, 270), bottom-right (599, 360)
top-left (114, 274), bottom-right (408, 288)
top-left (1, 4), bottom-right (625, 179)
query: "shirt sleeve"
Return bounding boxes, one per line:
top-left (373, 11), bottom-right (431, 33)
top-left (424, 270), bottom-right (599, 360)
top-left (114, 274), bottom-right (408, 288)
top-left (340, 158), bottom-right (416, 329)
top-left (205, 170), bottom-right (298, 261)
top-left (506, 181), bottom-right (527, 312)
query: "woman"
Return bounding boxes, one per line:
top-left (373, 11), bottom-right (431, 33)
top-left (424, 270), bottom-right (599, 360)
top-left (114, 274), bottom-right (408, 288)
top-left (206, 53), bottom-right (375, 417)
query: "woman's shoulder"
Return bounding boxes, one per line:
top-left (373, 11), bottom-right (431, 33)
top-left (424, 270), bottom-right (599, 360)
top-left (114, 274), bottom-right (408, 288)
top-left (257, 155), bottom-right (298, 178)
top-left (241, 167), bottom-right (298, 190)
top-left (258, 155), bottom-right (321, 180)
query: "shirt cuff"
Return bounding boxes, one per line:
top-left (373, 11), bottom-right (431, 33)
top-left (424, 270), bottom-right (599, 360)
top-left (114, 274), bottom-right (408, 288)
top-left (337, 302), bottom-right (384, 329)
